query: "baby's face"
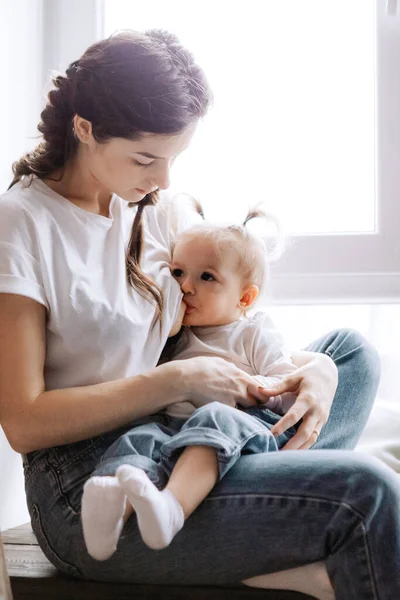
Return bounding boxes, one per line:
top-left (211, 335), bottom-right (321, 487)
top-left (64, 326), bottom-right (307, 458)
top-left (171, 234), bottom-right (244, 327)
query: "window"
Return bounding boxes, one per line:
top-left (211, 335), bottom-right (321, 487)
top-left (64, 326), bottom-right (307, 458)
top-left (105, 0), bottom-right (376, 237)
top-left (38, 1), bottom-right (400, 302)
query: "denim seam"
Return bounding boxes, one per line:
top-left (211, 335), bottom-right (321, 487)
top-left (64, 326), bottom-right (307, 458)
top-left (326, 343), bottom-right (364, 362)
top-left (47, 461), bottom-right (80, 515)
top-left (357, 521), bottom-right (379, 600)
top-left (206, 493), bottom-right (368, 521)
top-left (206, 493), bottom-right (379, 597)
top-left (31, 503), bottom-right (82, 578)
top-left (48, 437), bottom-right (106, 470)
top-left (24, 460), bottom-right (46, 484)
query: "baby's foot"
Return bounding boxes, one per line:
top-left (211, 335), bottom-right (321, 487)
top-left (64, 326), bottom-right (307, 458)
top-left (117, 465), bottom-right (184, 550)
top-left (81, 476), bottom-right (126, 560)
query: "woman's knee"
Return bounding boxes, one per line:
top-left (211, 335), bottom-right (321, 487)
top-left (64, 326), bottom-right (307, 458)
top-left (326, 328), bottom-right (380, 377)
top-left (340, 452), bottom-right (400, 509)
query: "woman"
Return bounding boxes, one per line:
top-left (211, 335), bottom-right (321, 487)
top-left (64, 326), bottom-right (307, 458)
top-left (0, 29), bottom-right (398, 600)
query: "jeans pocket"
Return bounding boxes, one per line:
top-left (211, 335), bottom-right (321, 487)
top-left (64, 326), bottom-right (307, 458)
top-left (49, 436), bottom-right (108, 470)
top-left (31, 503), bottom-right (82, 578)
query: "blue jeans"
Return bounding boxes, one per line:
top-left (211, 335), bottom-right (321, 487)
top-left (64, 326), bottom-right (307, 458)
top-left (91, 403), bottom-right (296, 484)
top-left (23, 329), bottom-right (400, 600)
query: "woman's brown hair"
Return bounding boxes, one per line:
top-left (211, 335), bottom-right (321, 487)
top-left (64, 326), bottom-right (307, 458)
top-left (8, 29), bottom-right (212, 326)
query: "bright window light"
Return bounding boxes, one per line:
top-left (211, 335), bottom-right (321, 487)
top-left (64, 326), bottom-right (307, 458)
top-left (104, 0), bottom-right (376, 234)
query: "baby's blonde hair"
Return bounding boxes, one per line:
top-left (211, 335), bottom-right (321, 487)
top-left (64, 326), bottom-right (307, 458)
top-left (176, 203), bottom-right (285, 296)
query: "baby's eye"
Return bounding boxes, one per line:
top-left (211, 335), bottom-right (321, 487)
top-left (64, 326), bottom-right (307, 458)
top-left (201, 272), bottom-right (215, 281)
top-left (171, 268), bottom-right (184, 278)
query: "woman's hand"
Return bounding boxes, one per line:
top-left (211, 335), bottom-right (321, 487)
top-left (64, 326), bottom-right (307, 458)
top-left (176, 356), bottom-right (266, 409)
top-left (256, 352), bottom-right (338, 450)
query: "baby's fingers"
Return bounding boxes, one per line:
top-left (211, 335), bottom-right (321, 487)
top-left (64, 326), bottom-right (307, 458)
top-left (247, 382), bottom-right (271, 404)
top-left (257, 376), bottom-right (298, 398)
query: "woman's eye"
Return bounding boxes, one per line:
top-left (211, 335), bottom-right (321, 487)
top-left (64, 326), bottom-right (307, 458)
top-left (133, 159), bottom-right (152, 168)
top-left (171, 268), bottom-right (183, 278)
top-left (201, 272), bottom-right (215, 281)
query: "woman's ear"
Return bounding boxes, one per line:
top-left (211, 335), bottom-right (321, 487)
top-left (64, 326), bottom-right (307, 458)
top-left (238, 284), bottom-right (259, 309)
top-left (73, 115), bottom-right (93, 144)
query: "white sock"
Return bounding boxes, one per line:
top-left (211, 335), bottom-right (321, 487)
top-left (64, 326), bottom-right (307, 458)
top-left (116, 464), bottom-right (184, 550)
top-left (81, 475), bottom-right (126, 561)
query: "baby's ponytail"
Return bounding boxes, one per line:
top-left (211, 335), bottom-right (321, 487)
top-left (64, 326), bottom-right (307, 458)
top-left (242, 206), bottom-right (286, 263)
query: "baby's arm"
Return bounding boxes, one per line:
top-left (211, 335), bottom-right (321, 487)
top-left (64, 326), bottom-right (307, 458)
top-left (249, 313), bottom-right (297, 415)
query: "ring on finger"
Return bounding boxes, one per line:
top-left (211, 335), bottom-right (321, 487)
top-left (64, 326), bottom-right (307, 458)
top-left (312, 428), bottom-right (321, 438)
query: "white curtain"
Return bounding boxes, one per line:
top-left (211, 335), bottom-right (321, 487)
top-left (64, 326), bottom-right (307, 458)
top-left (0, 0), bottom-right (44, 193)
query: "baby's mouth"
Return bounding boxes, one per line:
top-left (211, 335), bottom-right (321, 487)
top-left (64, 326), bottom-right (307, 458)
top-left (183, 300), bottom-right (196, 314)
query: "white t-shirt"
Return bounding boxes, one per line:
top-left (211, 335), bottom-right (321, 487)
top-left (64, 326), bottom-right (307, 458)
top-left (166, 311), bottom-right (297, 419)
top-left (0, 176), bottom-right (188, 390)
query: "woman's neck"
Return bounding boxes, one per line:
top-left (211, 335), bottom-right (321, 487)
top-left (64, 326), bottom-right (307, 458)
top-left (43, 156), bottom-right (112, 218)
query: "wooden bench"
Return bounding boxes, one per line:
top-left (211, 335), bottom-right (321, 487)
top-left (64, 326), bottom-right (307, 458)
top-left (1, 524), bottom-right (316, 600)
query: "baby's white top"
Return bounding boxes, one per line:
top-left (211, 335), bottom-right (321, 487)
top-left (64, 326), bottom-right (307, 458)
top-left (166, 312), bottom-right (296, 418)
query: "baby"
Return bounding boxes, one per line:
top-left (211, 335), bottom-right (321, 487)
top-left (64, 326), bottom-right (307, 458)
top-left (82, 207), bottom-right (297, 560)
top-left (166, 207), bottom-right (296, 419)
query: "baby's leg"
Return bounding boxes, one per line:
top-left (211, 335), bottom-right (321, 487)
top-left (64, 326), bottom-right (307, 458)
top-left (81, 416), bottom-right (171, 560)
top-left (117, 445), bottom-right (218, 550)
top-left (120, 401), bottom-right (279, 550)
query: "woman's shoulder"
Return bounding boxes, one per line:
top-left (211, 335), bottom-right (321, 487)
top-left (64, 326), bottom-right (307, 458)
top-left (0, 177), bottom-right (70, 260)
top-left (0, 179), bottom-right (43, 241)
top-left (0, 177), bottom-right (52, 225)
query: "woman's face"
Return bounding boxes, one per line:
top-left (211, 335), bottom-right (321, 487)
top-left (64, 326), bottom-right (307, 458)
top-left (75, 117), bottom-right (197, 202)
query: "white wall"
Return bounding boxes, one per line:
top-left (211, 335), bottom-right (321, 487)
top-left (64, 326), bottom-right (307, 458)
top-left (0, 0), bottom-right (45, 531)
top-left (0, 0), bottom-right (102, 531)
top-left (0, 0), bottom-right (44, 194)
top-left (0, 0), bottom-right (102, 194)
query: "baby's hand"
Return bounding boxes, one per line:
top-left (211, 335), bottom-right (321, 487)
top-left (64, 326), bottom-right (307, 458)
top-left (168, 301), bottom-right (186, 337)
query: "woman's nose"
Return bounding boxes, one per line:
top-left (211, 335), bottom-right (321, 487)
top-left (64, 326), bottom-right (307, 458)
top-left (153, 161), bottom-right (171, 190)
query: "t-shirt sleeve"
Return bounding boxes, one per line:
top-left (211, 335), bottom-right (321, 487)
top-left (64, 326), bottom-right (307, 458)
top-left (248, 311), bottom-right (296, 378)
top-left (247, 312), bottom-right (297, 415)
top-left (0, 201), bottom-right (48, 308)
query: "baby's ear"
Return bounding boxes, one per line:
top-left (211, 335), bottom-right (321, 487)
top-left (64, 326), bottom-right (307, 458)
top-left (239, 284), bottom-right (259, 309)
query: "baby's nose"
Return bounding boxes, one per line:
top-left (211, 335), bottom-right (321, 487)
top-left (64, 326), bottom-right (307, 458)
top-left (181, 277), bottom-right (195, 294)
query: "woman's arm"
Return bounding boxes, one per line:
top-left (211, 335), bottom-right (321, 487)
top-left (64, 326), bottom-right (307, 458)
top-left (0, 295), bottom-right (261, 454)
top-left (0, 294), bottom-right (188, 454)
top-left (257, 350), bottom-right (338, 450)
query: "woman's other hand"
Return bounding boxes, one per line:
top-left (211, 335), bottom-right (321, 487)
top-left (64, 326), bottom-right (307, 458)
top-left (255, 352), bottom-right (338, 450)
